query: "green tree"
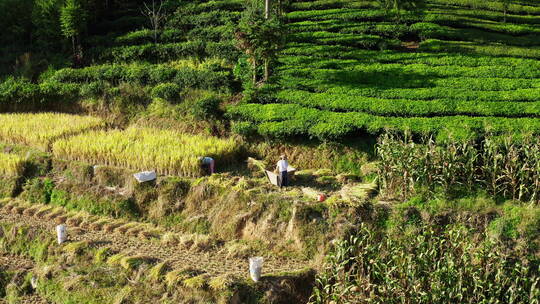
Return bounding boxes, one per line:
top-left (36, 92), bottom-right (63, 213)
top-left (235, 0), bottom-right (285, 84)
top-left (378, 0), bottom-right (424, 21)
top-left (500, 0), bottom-right (511, 22)
top-left (60, 0), bottom-right (86, 55)
top-left (33, 0), bottom-right (63, 52)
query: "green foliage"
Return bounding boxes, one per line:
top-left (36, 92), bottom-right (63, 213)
top-left (91, 41), bottom-right (238, 63)
top-left (191, 95), bottom-right (222, 119)
top-left (150, 82), bottom-right (181, 101)
top-left (236, 0), bottom-right (286, 82)
top-left (49, 188), bottom-right (139, 219)
top-left (377, 133), bottom-right (540, 202)
top-left (60, 0), bottom-right (87, 52)
top-left (230, 0), bottom-right (540, 141)
top-left (228, 102), bottom-right (540, 141)
top-left (0, 77), bottom-right (78, 111)
top-left (377, 0), bottom-right (426, 20)
top-left (311, 223), bottom-right (540, 303)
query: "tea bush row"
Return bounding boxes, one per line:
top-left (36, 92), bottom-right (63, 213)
top-left (278, 67), bottom-right (540, 89)
top-left (228, 103), bottom-right (540, 141)
top-left (91, 41), bottom-right (239, 63)
top-left (281, 43), bottom-right (540, 65)
top-left (419, 39), bottom-right (540, 59)
top-left (429, 0), bottom-right (540, 15)
top-left (0, 78), bottom-right (78, 110)
top-left (278, 56), bottom-right (540, 78)
top-left (290, 0), bottom-right (377, 11)
top-left (274, 89), bottom-right (540, 117)
top-left (51, 61), bottom-right (232, 91)
top-left (279, 60), bottom-right (540, 79)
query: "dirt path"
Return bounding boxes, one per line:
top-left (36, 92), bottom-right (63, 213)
top-left (0, 204), bottom-right (310, 277)
top-left (0, 254), bottom-right (50, 304)
top-left (0, 253), bottom-right (34, 271)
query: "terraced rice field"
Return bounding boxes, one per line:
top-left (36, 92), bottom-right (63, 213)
top-left (230, 0), bottom-right (540, 141)
top-left (0, 200), bottom-right (309, 278)
top-left (0, 113), bottom-right (104, 150)
top-left (52, 127), bottom-right (241, 176)
top-left (0, 153), bottom-right (26, 177)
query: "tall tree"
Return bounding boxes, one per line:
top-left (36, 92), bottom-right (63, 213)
top-left (141, 0), bottom-right (166, 43)
top-left (236, 0), bottom-right (285, 84)
top-left (500, 0), bottom-right (511, 23)
top-left (33, 0), bottom-right (63, 52)
top-left (378, 0), bottom-right (424, 21)
top-left (60, 0), bottom-right (86, 55)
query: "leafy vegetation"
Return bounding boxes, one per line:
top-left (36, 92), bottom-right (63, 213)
top-left (229, 0), bottom-right (540, 140)
top-left (377, 132), bottom-right (540, 202)
top-left (0, 0), bottom-right (540, 302)
top-left (311, 223), bottom-right (540, 303)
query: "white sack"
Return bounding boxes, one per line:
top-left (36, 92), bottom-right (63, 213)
top-left (133, 171), bottom-right (157, 183)
top-left (56, 224), bottom-right (67, 244)
top-left (249, 256), bottom-right (264, 282)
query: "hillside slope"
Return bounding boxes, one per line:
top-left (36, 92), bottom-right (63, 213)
top-left (230, 0), bottom-right (540, 141)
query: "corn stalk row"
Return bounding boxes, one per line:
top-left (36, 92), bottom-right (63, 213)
top-left (377, 132), bottom-right (540, 202)
top-left (311, 224), bottom-right (540, 304)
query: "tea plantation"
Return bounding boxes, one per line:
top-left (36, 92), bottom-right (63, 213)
top-left (229, 0), bottom-right (540, 141)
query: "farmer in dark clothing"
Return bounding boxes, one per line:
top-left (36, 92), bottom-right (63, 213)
top-left (276, 155), bottom-right (289, 188)
top-left (199, 156), bottom-right (215, 175)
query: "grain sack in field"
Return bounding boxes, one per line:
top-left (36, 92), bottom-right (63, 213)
top-left (249, 256), bottom-right (264, 282)
top-left (134, 171), bottom-right (157, 183)
top-left (56, 224), bottom-right (67, 244)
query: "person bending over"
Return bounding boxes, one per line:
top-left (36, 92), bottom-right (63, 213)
top-left (199, 156), bottom-right (215, 175)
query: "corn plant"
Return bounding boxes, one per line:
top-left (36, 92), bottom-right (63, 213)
top-left (377, 132), bottom-right (540, 203)
top-left (311, 223), bottom-right (540, 303)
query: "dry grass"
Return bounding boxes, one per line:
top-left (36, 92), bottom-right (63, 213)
top-left (178, 234), bottom-right (214, 251)
top-left (102, 219), bottom-right (127, 233)
top-left (115, 222), bottom-right (139, 234)
top-left (208, 274), bottom-right (235, 291)
top-left (148, 262), bottom-right (170, 282)
top-left (22, 205), bottom-right (40, 216)
top-left (11, 206), bottom-right (25, 215)
top-left (62, 240), bottom-right (89, 256)
top-left (89, 218), bottom-right (110, 231)
top-left (34, 205), bottom-right (54, 218)
top-left (183, 274), bottom-right (209, 289)
top-left (161, 232), bottom-right (180, 246)
top-left (340, 178), bottom-right (379, 206)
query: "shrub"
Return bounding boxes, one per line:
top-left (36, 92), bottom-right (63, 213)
top-left (150, 83), bottom-right (181, 101)
top-left (191, 96), bottom-right (221, 119)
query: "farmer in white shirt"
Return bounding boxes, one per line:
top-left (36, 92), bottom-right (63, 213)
top-left (276, 155), bottom-right (289, 188)
top-left (199, 156), bottom-right (215, 175)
